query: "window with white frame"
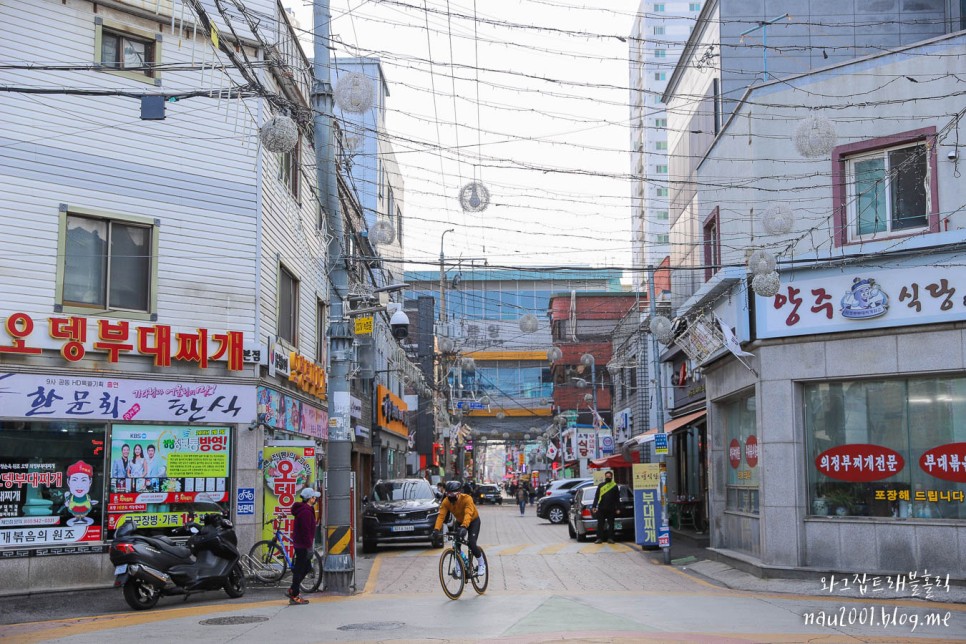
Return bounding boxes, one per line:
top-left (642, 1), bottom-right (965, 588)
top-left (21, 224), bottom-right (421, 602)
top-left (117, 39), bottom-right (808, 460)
top-left (655, 49), bottom-right (667, 58)
top-left (656, 141), bottom-right (668, 151)
top-left (279, 138), bottom-right (301, 201)
top-left (316, 299), bottom-right (328, 364)
top-left (653, 26), bottom-right (665, 35)
top-left (847, 143), bottom-right (928, 240)
top-left (656, 164), bottom-right (668, 173)
top-left (62, 210), bottom-right (155, 314)
top-left (690, 2), bottom-right (701, 11)
top-left (654, 118), bottom-right (667, 128)
top-left (654, 72), bottom-right (666, 81)
top-left (278, 265), bottom-right (299, 346)
top-left (653, 3), bottom-right (665, 11)
top-left (833, 128), bottom-right (937, 246)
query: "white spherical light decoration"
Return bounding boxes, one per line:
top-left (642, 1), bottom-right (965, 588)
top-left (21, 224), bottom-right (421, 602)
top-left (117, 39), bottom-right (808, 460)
top-left (649, 315), bottom-right (673, 344)
top-left (370, 219), bottom-right (396, 245)
top-left (762, 204), bottom-right (794, 236)
top-left (547, 346), bottom-right (563, 362)
top-left (459, 182), bottom-right (490, 213)
top-left (794, 114), bottom-right (837, 158)
top-left (496, 411), bottom-right (506, 420)
top-left (748, 249), bottom-right (777, 276)
top-left (752, 271), bottom-right (782, 298)
top-left (519, 313), bottom-right (539, 334)
top-left (583, 393), bottom-right (593, 404)
top-left (462, 357), bottom-right (476, 372)
top-left (439, 337), bottom-right (455, 353)
top-left (334, 72), bottom-right (374, 113)
top-left (480, 395), bottom-right (491, 406)
top-left (259, 115), bottom-right (299, 153)
top-left (580, 353), bottom-right (595, 368)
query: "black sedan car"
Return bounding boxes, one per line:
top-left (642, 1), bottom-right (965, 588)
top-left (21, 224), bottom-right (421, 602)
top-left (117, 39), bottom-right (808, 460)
top-left (568, 483), bottom-right (635, 542)
top-left (536, 478), bottom-right (592, 524)
top-left (361, 478), bottom-right (442, 553)
top-left (475, 484), bottom-right (503, 505)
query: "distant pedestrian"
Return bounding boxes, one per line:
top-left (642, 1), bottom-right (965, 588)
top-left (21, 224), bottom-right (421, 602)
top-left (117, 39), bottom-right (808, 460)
top-left (516, 482), bottom-right (528, 515)
top-left (592, 471), bottom-right (618, 544)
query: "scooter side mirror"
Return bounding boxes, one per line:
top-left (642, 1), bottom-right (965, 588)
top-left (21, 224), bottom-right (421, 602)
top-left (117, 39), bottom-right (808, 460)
top-left (362, 495), bottom-right (368, 504)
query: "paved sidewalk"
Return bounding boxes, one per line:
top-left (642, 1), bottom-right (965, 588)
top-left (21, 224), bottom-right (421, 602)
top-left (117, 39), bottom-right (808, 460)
top-left (635, 539), bottom-right (966, 605)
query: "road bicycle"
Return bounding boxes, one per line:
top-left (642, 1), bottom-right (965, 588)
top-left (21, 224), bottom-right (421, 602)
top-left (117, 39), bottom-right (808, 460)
top-left (247, 519), bottom-right (324, 593)
top-left (438, 532), bottom-right (488, 600)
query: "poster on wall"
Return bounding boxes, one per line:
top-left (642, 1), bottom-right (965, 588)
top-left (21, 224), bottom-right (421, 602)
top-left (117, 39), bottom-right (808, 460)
top-left (261, 446), bottom-right (316, 543)
top-left (0, 425), bottom-right (105, 548)
top-left (106, 425), bottom-right (231, 535)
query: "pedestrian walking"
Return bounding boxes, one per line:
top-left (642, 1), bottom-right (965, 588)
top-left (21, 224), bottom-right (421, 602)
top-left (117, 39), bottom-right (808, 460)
top-left (516, 481), bottom-right (528, 515)
top-left (591, 471), bottom-right (618, 544)
top-left (287, 487), bottom-right (320, 605)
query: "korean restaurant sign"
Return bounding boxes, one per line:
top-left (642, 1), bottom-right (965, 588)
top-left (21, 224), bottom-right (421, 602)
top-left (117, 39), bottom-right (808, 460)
top-left (0, 373), bottom-right (255, 423)
top-left (754, 264), bottom-right (966, 339)
top-left (0, 312), bottom-right (250, 371)
top-left (376, 385), bottom-right (409, 437)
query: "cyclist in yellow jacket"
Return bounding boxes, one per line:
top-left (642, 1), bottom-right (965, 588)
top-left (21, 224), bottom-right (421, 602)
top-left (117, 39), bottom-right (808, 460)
top-left (433, 480), bottom-right (485, 577)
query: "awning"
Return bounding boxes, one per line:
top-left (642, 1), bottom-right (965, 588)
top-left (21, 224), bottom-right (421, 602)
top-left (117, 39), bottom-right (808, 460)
top-left (589, 453), bottom-right (633, 469)
top-left (621, 409), bottom-right (707, 452)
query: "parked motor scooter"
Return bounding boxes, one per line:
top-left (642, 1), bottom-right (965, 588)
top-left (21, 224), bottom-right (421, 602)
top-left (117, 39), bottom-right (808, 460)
top-left (108, 501), bottom-right (246, 610)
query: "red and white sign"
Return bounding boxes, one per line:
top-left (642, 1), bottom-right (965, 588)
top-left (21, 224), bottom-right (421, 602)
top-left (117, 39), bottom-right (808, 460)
top-left (815, 444), bottom-right (904, 482)
top-left (744, 435), bottom-right (759, 468)
top-left (919, 443), bottom-right (966, 482)
top-left (728, 439), bottom-right (741, 469)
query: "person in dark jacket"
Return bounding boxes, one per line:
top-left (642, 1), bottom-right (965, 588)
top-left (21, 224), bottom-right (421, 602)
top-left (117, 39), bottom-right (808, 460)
top-left (288, 487), bottom-right (320, 604)
top-left (591, 471), bottom-right (619, 544)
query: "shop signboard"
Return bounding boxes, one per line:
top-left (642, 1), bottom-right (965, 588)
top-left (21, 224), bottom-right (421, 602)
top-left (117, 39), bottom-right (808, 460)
top-left (632, 463), bottom-right (661, 547)
top-left (654, 432), bottom-right (668, 455)
top-left (106, 425), bottom-right (231, 534)
top-left (0, 373), bottom-right (254, 423)
top-left (261, 446), bottom-right (316, 543)
top-left (257, 386), bottom-right (328, 439)
top-left (0, 426), bottom-right (105, 548)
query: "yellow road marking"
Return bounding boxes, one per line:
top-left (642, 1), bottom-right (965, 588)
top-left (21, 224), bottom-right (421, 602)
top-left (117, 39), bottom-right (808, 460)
top-left (538, 543), bottom-right (567, 555)
top-left (361, 554), bottom-right (383, 595)
top-left (495, 544), bottom-right (528, 556)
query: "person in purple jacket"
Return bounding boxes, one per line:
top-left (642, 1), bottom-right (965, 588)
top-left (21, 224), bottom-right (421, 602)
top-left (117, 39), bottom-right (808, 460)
top-left (287, 486), bottom-right (320, 605)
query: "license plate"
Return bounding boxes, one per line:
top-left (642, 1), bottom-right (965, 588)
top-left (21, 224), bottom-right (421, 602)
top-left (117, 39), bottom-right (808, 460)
top-left (391, 525), bottom-right (415, 532)
top-left (114, 564), bottom-right (128, 575)
top-left (614, 521), bottom-right (622, 530)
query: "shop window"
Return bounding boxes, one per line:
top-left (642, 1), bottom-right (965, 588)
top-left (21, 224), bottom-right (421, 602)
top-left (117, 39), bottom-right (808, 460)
top-left (723, 392), bottom-right (759, 514)
top-left (60, 208), bottom-right (156, 316)
top-left (107, 425), bottom-right (232, 539)
top-left (0, 421), bottom-right (108, 549)
top-left (805, 377), bottom-right (966, 519)
top-left (832, 128), bottom-right (938, 247)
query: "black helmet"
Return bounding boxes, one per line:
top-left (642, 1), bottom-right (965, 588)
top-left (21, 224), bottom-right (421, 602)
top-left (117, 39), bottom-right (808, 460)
top-left (444, 480), bottom-right (461, 494)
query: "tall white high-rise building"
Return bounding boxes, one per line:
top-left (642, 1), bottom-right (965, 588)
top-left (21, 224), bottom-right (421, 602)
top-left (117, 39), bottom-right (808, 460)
top-left (628, 1), bottom-right (702, 286)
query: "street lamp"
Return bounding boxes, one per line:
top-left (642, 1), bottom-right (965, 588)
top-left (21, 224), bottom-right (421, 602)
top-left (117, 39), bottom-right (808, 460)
top-left (580, 353), bottom-right (598, 412)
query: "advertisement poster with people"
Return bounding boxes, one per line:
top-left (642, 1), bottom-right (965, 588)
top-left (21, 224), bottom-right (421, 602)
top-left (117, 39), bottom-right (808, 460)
top-left (0, 425), bottom-right (104, 548)
top-left (261, 446), bottom-right (317, 543)
top-left (107, 425), bottom-right (231, 535)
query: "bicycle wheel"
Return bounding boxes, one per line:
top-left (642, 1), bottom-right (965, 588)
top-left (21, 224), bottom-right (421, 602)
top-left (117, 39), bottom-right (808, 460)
top-left (300, 550), bottom-right (325, 593)
top-left (438, 548), bottom-right (465, 600)
top-left (470, 548), bottom-right (488, 595)
top-left (248, 540), bottom-right (286, 583)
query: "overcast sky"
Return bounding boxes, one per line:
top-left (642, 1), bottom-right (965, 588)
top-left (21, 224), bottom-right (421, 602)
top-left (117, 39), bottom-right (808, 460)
top-left (284, 0), bottom-right (641, 272)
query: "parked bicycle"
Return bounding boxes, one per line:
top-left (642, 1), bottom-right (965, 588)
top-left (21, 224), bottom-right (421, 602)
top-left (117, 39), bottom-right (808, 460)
top-left (247, 519), bottom-right (324, 593)
top-left (437, 532), bottom-right (488, 600)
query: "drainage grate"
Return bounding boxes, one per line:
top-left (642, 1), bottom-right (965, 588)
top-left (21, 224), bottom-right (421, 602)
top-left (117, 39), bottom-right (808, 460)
top-left (200, 616), bottom-right (270, 626)
top-left (337, 622), bottom-right (404, 631)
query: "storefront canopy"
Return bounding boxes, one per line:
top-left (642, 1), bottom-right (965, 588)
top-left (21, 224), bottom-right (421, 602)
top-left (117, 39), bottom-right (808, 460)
top-left (589, 453), bottom-right (633, 469)
top-left (621, 409), bottom-right (707, 452)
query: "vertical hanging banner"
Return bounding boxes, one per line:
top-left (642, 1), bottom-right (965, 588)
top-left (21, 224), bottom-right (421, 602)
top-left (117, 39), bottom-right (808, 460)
top-left (107, 426), bottom-right (231, 535)
top-left (632, 463), bottom-right (662, 547)
top-left (261, 446), bottom-right (316, 544)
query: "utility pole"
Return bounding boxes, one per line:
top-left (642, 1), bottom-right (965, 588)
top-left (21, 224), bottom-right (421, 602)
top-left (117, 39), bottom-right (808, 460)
top-left (315, 0), bottom-right (353, 591)
top-left (647, 266), bottom-right (670, 564)
top-left (438, 229), bottom-right (454, 476)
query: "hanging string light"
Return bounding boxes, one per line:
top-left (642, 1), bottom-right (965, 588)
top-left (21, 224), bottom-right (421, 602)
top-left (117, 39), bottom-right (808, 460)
top-left (752, 271), bottom-right (782, 297)
top-left (747, 249), bottom-right (777, 276)
top-left (259, 114), bottom-right (298, 153)
top-left (649, 315), bottom-right (673, 344)
top-left (459, 182), bottom-right (490, 213)
top-left (794, 114), bottom-right (837, 158)
top-left (519, 313), bottom-right (539, 334)
top-left (762, 204), bottom-right (794, 236)
top-left (370, 219), bottom-right (395, 245)
top-left (334, 72), bottom-right (374, 113)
